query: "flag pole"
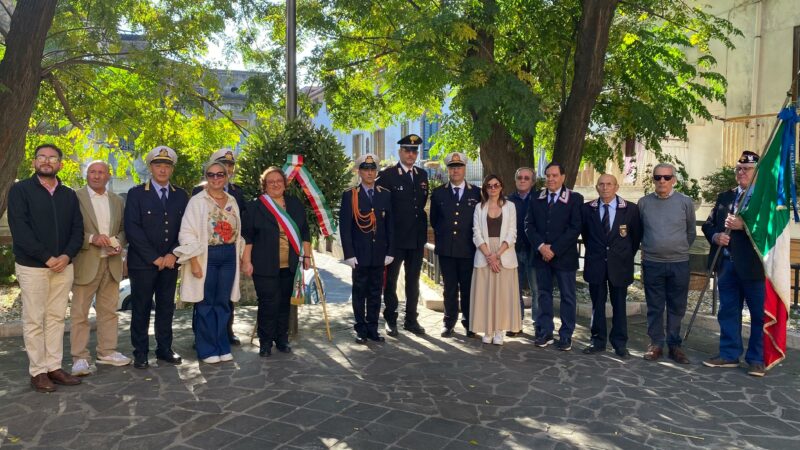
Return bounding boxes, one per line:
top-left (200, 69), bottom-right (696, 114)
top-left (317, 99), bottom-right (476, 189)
top-left (683, 76), bottom-right (798, 342)
top-left (310, 251), bottom-right (333, 341)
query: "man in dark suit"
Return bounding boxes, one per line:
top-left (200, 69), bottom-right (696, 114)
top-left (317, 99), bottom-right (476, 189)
top-left (376, 134), bottom-right (429, 336)
top-left (125, 146), bottom-right (189, 369)
top-left (525, 162), bottom-right (583, 351)
top-left (191, 148), bottom-right (246, 346)
top-left (580, 174), bottom-right (641, 358)
top-left (430, 152), bottom-right (481, 337)
top-left (340, 154), bottom-right (395, 344)
top-left (701, 150), bottom-right (766, 377)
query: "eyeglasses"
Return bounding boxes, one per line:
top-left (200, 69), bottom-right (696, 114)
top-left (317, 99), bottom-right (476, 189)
top-left (653, 175), bottom-right (674, 181)
top-left (486, 183), bottom-right (501, 190)
top-left (516, 176), bottom-right (531, 181)
top-left (735, 166), bottom-right (754, 173)
top-left (266, 180), bottom-right (284, 185)
top-left (206, 172), bottom-right (226, 179)
top-left (35, 155), bottom-right (61, 164)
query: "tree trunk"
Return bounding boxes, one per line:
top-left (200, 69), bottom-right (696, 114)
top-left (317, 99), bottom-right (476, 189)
top-left (479, 122), bottom-right (533, 188)
top-left (552, 0), bottom-right (618, 188)
top-left (0, 0), bottom-right (58, 217)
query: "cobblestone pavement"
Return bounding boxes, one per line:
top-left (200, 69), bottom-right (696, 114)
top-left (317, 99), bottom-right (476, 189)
top-left (0, 252), bottom-right (799, 449)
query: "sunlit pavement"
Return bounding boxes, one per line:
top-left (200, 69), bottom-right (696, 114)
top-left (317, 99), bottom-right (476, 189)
top-left (0, 252), bottom-right (798, 449)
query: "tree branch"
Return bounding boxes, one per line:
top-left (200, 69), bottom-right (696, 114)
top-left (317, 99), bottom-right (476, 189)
top-left (45, 73), bottom-right (83, 129)
top-left (406, 0), bottom-right (421, 11)
top-left (42, 59), bottom-right (135, 77)
top-left (618, 1), bottom-right (701, 33)
top-left (46, 26), bottom-right (109, 40)
top-left (332, 50), bottom-right (396, 70)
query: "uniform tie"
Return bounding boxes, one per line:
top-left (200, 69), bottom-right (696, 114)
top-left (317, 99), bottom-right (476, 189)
top-left (367, 188), bottom-right (374, 203)
top-left (602, 203), bottom-right (611, 234)
top-left (160, 187), bottom-right (167, 208)
top-left (453, 187), bottom-right (460, 202)
top-left (549, 193), bottom-right (556, 207)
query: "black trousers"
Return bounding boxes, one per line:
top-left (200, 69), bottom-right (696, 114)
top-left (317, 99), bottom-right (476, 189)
top-left (253, 269), bottom-right (294, 349)
top-left (439, 255), bottom-right (473, 330)
top-left (352, 265), bottom-right (384, 339)
top-left (383, 246), bottom-right (424, 326)
top-left (588, 277), bottom-right (629, 351)
top-left (129, 267), bottom-right (178, 360)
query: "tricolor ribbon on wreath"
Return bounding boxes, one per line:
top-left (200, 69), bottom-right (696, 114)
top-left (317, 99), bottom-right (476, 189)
top-left (282, 155), bottom-right (337, 237)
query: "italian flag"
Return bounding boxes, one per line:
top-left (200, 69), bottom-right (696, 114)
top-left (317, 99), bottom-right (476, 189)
top-left (740, 107), bottom-right (799, 370)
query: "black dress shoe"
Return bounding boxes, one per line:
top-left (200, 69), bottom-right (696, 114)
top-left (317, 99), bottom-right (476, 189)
top-left (385, 324), bottom-right (399, 337)
top-left (355, 336), bottom-right (368, 345)
top-left (403, 322), bottom-right (426, 335)
top-left (466, 331), bottom-right (478, 338)
top-left (259, 347), bottom-right (272, 357)
top-left (369, 335), bottom-right (385, 342)
top-left (156, 352), bottom-right (182, 364)
top-left (133, 359), bottom-right (149, 369)
top-left (582, 345), bottom-right (606, 355)
top-left (441, 327), bottom-right (454, 337)
top-left (229, 335), bottom-right (242, 346)
top-left (506, 330), bottom-right (522, 337)
top-left (277, 345), bottom-right (292, 353)
top-left (615, 348), bottom-right (630, 358)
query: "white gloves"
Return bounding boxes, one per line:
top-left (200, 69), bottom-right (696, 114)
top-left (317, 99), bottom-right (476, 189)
top-left (384, 256), bottom-right (394, 266)
top-left (344, 257), bottom-right (358, 268)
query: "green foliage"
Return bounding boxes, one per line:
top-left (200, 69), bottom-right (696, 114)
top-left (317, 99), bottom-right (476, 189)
top-left (237, 120), bottom-right (352, 239)
top-left (700, 166), bottom-right (736, 203)
top-left (0, 245), bottom-right (15, 285)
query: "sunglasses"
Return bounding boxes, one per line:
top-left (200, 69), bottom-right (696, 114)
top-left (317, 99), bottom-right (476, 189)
top-left (653, 175), bottom-right (674, 181)
top-left (486, 183), bottom-right (502, 190)
top-left (734, 166), bottom-right (754, 173)
top-left (206, 172), bottom-right (226, 179)
top-left (516, 176), bottom-right (531, 181)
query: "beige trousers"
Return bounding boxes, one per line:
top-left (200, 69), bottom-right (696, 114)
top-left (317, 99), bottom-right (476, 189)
top-left (16, 263), bottom-right (74, 377)
top-left (70, 258), bottom-right (120, 362)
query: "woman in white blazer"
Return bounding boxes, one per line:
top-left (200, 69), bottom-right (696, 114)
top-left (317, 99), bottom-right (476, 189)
top-left (174, 161), bottom-right (244, 364)
top-left (470, 174), bottom-right (521, 345)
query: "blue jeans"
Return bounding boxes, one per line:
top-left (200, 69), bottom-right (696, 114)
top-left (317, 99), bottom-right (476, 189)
top-left (535, 265), bottom-right (577, 341)
top-left (642, 260), bottom-right (689, 348)
top-left (195, 244), bottom-right (236, 359)
top-left (717, 258), bottom-right (765, 364)
top-left (516, 249), bottom-right (538, 325)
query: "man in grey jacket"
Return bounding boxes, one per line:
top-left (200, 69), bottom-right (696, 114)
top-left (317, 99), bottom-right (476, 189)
top-left (638, 163), bottom-right (696, 364)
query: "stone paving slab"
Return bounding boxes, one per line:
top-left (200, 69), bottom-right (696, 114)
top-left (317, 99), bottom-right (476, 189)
top-left (0, 252), bottom-right (798, 449)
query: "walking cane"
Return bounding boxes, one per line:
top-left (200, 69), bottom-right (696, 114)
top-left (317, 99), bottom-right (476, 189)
top-left (310, 251), bottom-right (333, 341)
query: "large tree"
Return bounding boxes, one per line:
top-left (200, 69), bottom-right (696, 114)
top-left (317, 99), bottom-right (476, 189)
top-left (265, 0), bottom-right (738, 187)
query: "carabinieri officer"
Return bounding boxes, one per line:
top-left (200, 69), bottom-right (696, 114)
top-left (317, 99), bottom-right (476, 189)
top-left (430, 152), bottom-right (480, 337)
top-left (376, 134), bottom-right (429, 336)
top-left (125, 146), bottom-right (189, 369)
top-left (340, 154), bottom-right (395, 344)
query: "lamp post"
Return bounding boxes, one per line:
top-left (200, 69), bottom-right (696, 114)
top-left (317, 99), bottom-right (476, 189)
top-left (287, 0), bottom-right (299, 335)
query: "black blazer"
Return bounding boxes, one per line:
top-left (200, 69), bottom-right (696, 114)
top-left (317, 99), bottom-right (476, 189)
top-left (430, 182), bottom-right (481, 259)
top-left (124, 182), bottom-right (189, 270)
top-left (525, 188), bottom-right (583, 271)
top-left (192, 182), bottom-right (248, 214)
top-left (581, 196), bottom-right (641, 286)
top-left (242, 195), bottom-right (310, 277)
top-left (339, 185), bottom-right (394, 266)
top-left (701, 189), bottom-right (764, 281)
top-left (376, 163), bottom-right (428, 250)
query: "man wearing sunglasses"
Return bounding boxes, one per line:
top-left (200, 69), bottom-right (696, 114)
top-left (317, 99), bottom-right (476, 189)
top-left (506, 167), bottom-right (538, 336)
top-left (191, 148), bottom-right (246, 346)
top-left (8, 144), bottom-right (84, 392)
top-left (125, 146), bottom-right (189, 369)
top-left (701, 151), bottom-right (766, 377)
top-left (376, 134), bottom-right (429, 337)
top-left (638, 163), bottom-right (696, 364)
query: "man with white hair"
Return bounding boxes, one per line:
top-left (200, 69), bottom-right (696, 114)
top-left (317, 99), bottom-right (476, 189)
top-left (70, 161), bottom-right (130, 376)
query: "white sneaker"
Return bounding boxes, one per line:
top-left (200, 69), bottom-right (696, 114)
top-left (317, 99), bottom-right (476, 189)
top-left (71, 359), bottom-right (93, 376)
top-left (202, 356), bottom-right (221, 364)
top-left (219, 353), bottom-right (234, 362)
top-left (482, 334), bottom-right (492, 344)
top-left (97, 352), bottom-right (132, 367)
top-left (492, 331), bottom-right (504, 346)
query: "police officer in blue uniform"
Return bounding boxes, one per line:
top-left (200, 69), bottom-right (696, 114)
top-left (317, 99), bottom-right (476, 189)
top-left (376, 134), bottom-right (429, 336)
top-left (340, 154), bottom-right (395, 344)
top-left (701, 150), bottom-right (766, 377)
top-left (125, 146), bottom-right (189, 369)
top-left (430, 152), bottom-right (481, 337)
top-left (525, 162), bottom-right (583, 351)
top-left (191, 148), bottom-right (246, 346)
top-left (580, 174), bottom-right (641, 358)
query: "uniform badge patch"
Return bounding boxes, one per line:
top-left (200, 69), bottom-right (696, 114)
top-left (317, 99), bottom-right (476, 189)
top-left (619, 224), bottom-right (628, 238)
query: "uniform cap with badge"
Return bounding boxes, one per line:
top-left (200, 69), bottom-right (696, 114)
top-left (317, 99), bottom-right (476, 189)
top-left (398, 134), bottom-right (422, 151)
top-left (146, 145), bottom-right (177, 165)
top-left (210, 148), bottom-right (236, 165)
top-left (353, 153), bottom-right (380, 171)
top-left (445, 152), bottom-right (467, 167)
top-left (738, 150), bottom-right (759, 164)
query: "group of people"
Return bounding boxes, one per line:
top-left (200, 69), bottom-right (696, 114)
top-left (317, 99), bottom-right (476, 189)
top-left (8, 144), bottom-right (309, 393)
top-left (7, 137), bottom-right (768, 393)
top-left (340, 137), bottom-right (768, 379)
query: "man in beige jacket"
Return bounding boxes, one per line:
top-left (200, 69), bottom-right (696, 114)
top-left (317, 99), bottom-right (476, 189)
top-left (70, 160), bottom-right (130, 375)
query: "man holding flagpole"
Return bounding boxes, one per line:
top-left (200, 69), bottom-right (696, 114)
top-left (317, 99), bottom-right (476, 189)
top-left (701, 151), bottom-right (766, 376)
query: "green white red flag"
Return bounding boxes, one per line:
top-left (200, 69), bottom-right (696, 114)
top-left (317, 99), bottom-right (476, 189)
top-left (740, 107), bottom-right (799, 369)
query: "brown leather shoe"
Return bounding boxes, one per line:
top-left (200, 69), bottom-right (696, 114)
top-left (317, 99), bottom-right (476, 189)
top-left (48, 369), bottom-right (82, 386)
top-left (668, 346), bottom-right (690, 364)
top-left (643, 345), bottom-right (663, 361)
top-left (31, 373), bottom-right (56, 393)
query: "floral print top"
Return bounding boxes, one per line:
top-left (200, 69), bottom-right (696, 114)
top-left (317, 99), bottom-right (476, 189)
top-left (207, 196), bottom-right (239, 245)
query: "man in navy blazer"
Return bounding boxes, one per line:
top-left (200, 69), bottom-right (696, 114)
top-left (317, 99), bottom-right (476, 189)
top-left (125, 146), bottom-right (189, 369)
top-left (525, 162), bottom-right (583, 351)
top-left (340, 154), bottom-right (395, 344)
top-left (580, 174), bottom-right (641, 358)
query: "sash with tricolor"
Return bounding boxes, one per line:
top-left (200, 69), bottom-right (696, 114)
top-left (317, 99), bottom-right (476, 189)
top-left (259, 194), bottom-right (306, 304)
top-left (282, 155), bottom-right (337, 237)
